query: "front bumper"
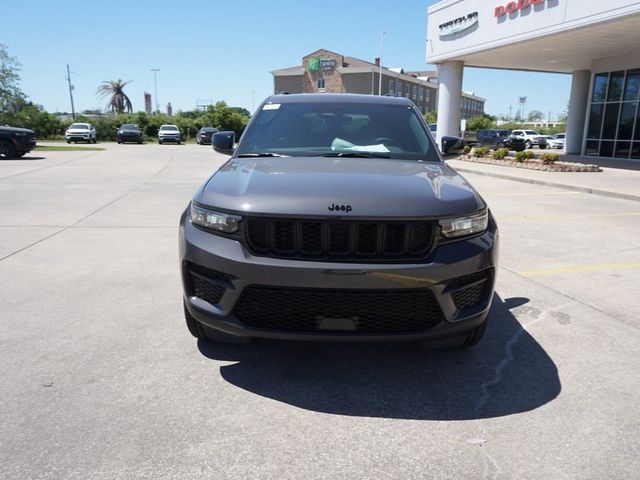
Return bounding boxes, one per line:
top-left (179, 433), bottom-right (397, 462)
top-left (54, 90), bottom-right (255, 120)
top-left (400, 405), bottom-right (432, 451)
top-left (66, 133), bottom-right (91, 141)
top-left (179, 209), bottom-right (499, 342)
top-left (159, 135), bottom-right (181, 142)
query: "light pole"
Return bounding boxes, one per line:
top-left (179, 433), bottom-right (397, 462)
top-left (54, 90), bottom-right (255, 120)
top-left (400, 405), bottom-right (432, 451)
top-left (378, 30), bottom-right (387, 96)
top-left (150, 68), bottom-right (160, 114)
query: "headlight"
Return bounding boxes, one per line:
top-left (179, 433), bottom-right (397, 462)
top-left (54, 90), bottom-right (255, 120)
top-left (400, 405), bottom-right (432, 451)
top-left (439, 211), bottom-right (488, 238)
top-left (191, 203), bottom-right (241, 233)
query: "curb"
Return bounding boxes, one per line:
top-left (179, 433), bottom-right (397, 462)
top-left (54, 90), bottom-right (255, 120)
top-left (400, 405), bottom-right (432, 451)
top-left (452, 166), bottom-right (640, 203)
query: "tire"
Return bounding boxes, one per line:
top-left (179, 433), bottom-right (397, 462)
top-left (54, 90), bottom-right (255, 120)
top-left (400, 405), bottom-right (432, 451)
top-left (525, 140), bottom-right (532, 149)
top-left (497, 142), bottom-right (505, 149)
top-left (183, 301), bottom-right (249, 343)
top-left (540, 144), bottom-right (547, 149)
top-left (16, 151), bottom-right (27, 157)
top-left (421, 318), bottom-right (488, 349)
top-left (92, 138), bottom-right (97, 144)
top-left (117, 139), bottom-right (121, 144)
top-left (461, 319), bottom-right (487, 347)
top-left (177, 141), bottom-right (181, 145)
top-left (66, 139), bottom-right (71, 144)
top-left (159, 140), bottom-right (162, 144)
top-left (0, 141), bottom-right (16, 159)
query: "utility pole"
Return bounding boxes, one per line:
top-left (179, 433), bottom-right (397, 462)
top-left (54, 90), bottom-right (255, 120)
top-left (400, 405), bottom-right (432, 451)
top-left (66, 64), bottom-right (76, 120)
top-left (508, 104), bottom-right (513, 121)
top-left (378, 31), bottom-right (387, 96)
top-left (150, 68), bottom-right (160, 114)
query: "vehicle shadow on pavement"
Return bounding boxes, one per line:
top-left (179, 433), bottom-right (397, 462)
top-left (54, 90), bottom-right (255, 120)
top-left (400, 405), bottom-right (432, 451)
top-left (197, 294), bottom-right (561, 420)
top-left (1, 156), bottom-right (46, 161)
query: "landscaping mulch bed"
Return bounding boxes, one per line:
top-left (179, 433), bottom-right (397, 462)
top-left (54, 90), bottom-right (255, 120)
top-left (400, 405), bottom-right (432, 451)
top-left (459, 155), bottom-right (602, 172)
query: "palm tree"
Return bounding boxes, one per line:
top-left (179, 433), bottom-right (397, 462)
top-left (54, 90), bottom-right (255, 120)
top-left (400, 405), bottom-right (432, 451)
top-left (96, 79), bottom-right (133, 114)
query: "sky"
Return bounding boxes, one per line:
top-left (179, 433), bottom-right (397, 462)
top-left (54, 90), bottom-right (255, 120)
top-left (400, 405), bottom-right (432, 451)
top-left (4, 0), bottom-right (571, 119)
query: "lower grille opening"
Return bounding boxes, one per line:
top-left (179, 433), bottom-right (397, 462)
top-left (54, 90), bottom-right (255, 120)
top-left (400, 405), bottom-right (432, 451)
top-left (450, 270), bottom-right (492, 310)
top-left (233, 286), bottom-right (444, 333)
top-left (187, 264), bottom-right (228, 305)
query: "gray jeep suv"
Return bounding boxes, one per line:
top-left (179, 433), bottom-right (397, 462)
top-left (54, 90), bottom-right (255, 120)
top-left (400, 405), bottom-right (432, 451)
top-left (179, 94), bottom-right (498, 346)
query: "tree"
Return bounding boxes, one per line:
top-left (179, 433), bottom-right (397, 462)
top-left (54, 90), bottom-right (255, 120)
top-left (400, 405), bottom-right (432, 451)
top-left (423, 112), bottom-right (437, 124)
top-left (466, 113), bottom-right (495, 131)
top-left (96, 79), bottom-right (133, 114)
top-left (0, 43), bottom-right (25, 111)
top-left (527, 110), bottom-right (544, 122)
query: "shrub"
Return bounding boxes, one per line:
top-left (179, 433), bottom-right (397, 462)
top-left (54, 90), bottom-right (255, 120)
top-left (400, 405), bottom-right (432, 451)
top-left (473, 146), bottom-right (490, 158)
top-left (463, 145), bottom-right (471, 154)
top-left (492, 148), bottom-right (509, 160)
top-left (540, 152), bottom-right (560, 164)
top-left (514, 150), bottom-right (535, 162)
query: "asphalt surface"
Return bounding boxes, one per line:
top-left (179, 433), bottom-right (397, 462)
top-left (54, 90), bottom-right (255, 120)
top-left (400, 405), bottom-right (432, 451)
top-left (1, 143), bottom-right (639, 479)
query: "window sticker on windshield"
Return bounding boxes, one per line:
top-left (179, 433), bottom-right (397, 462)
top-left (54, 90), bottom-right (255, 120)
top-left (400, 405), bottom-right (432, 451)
top-left (262, 103), bottom-right (281, 110)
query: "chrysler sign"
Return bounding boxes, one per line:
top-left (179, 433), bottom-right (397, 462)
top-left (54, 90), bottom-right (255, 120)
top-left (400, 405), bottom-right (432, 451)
top-left (439, 12), bottom-right (479, 36)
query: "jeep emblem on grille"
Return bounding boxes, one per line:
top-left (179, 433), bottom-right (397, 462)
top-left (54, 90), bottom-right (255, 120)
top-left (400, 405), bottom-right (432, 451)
top-left (328, 203), bottom-right (352, 213)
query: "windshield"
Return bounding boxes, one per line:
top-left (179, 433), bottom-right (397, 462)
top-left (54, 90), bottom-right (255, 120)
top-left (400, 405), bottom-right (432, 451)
top-left (70, 123), bottom-right (89, 129)
top-left (160, 125), bottom-right (178, 131)
top-left (236, 101), bottom-right (439, 161)
top-left (120, 124), bottom-right (138, 130)
top-left (525, 130), bottom-right (539, 135)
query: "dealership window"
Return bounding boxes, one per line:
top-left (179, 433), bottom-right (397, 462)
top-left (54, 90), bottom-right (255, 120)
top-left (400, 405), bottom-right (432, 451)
top-left (397, 81), bottom-right (402, 96)
top-left (419, 87), bottom-right (424, 101)
top-left (389, 79), bottom-right (395, 95)
top-left (317, 78), bottom-right (325, 92)
top-left (405, 85), bottom-right (410, 97)
top-left (586, 69), bottom-right (640, 159)
top-left (412, 85), bottom-right (417, 99)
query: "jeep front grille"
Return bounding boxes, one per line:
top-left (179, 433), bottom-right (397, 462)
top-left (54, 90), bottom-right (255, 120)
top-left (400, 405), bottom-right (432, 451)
top-left (233, 285), bottom-right (444, 333)
top-left (245, 217), bottom-right (434, 261)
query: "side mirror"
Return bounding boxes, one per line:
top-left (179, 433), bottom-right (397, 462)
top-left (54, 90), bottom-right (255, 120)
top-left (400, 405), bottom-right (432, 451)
top-left (441, 135), bottom-right (464, 156)
top-left (212, 131), bottom-right (235, 154)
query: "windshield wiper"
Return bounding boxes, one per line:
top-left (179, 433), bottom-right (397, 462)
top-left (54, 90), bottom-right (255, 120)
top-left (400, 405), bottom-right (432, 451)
top-left (237, 152), bottom-right (286, 158)
top-left (317, 152), bottom-right (391, 158)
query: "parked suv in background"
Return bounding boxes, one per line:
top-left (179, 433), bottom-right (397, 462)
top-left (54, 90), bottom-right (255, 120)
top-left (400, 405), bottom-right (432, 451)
top-left (196, 127), bottom-right (218, 145)
top-left (511, 129), bottom-right (547, 149)
top-left (476, 129), bottom-right (526, 151)
top-left (117, 124), bottom-right (143, 144)
top-left (180, 94), bottom-right (498, 348)
top-left (0, 126), bottom-right (37, 159)
top-left (158, 124), bottom-right (181, 144)
top-left (65, 123), bottom-right (97, 144)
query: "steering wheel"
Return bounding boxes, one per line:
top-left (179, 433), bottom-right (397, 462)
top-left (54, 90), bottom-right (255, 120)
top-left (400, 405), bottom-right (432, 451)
top-left (373, 137), bottom-right (401, 148)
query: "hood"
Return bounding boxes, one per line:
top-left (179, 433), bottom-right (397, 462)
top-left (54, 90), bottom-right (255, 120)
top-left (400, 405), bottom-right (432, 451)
top-left (1, 126), bottom-right (35, 134)
top-left (197, 156), bottom-right (485, 218)
top-left (67, 127), bottom-right (90, 132)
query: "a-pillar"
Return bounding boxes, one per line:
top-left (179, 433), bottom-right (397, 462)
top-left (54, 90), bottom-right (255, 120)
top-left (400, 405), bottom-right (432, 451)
top-left (436, 61), bottom-right (464, 150)
top-left (566, 70), bottom-right (591, 154)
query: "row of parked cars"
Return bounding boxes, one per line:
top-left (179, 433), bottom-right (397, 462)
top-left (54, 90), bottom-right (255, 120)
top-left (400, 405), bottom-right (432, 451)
top-left (63, 122), bottom-right (220, 145)
top-left (429, 124), bottom-right (565, 152)
top-left (476, 129), bottom-right (565, 151)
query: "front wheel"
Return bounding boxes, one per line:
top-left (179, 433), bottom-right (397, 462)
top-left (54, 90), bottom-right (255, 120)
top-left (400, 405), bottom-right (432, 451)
top-left (525, 140), bottom-right (532, 149)
top-left (183, 301), bottom-right (250, 343)
top-left (540, 144), bottom-right (547, 149)
top-left (66, 139), bottom-right (71, 144)
top-left (0, 141), bottom-right (16, 159)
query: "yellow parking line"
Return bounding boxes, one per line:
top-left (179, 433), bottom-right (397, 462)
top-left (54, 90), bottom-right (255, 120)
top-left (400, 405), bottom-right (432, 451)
top-left (521, 261), bottom-right (640, 277)
top-left (500, 212), bottom-right (640, 222)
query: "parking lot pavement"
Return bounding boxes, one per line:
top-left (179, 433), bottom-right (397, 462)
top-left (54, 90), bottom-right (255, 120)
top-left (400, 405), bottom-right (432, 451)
top-left (1, 144), bottom-right (639, 479)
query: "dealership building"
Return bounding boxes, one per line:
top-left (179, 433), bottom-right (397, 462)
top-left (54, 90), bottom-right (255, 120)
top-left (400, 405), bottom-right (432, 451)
top-left (427, 0), bottom-right (640, 159)
top-left (272, 49), bottom-right (486, 119)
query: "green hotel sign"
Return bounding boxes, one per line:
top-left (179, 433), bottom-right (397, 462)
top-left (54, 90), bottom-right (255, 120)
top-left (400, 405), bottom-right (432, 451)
top-left (308, 57), bottom-right (337, 72)
top-left (308, 57), bottom-right (320, 71)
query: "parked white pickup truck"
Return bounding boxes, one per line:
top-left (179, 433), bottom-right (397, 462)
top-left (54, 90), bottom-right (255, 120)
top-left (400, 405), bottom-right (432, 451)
top-left (511, 130), bottom-right (548, 149)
